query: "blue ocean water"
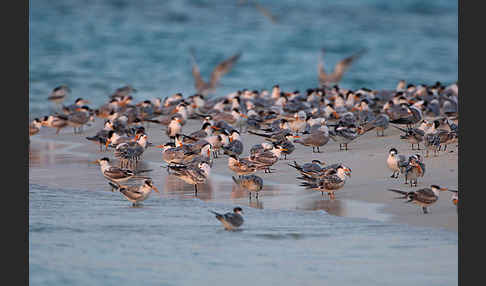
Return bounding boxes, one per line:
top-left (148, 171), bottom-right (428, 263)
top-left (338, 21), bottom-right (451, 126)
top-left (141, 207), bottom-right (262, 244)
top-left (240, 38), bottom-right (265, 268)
top-left (29, 1), bottom-right (458, 285)
top-left (29, 0), bottom-right (457, 117)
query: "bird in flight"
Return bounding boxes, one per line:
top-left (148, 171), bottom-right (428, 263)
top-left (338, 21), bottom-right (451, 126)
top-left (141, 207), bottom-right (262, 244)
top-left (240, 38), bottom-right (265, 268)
top-left (190, 48), bottom-right (242, 96)
top-left (318, 48), bottom-right (366, 87)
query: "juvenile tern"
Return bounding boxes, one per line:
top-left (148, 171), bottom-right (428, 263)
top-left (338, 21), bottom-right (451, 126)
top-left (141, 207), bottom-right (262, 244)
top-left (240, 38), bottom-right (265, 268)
top-left (232, 175), bottom-right (264, 200)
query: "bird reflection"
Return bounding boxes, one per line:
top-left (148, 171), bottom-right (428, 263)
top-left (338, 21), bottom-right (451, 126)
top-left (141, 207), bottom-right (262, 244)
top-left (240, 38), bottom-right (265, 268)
top-left (297, 198), bottom-right (344, 216)
top-left (249, 199), bottom-right (264, 209)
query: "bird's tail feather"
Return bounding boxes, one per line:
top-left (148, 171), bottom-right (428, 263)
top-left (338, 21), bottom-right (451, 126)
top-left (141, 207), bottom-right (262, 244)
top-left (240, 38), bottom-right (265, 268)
top-left (209, 210), bottom-right (223, 220)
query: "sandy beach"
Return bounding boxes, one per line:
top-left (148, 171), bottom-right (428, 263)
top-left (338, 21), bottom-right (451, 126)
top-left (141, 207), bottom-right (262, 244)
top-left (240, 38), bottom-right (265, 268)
top-left (29, 117), bottom-right (458, 232)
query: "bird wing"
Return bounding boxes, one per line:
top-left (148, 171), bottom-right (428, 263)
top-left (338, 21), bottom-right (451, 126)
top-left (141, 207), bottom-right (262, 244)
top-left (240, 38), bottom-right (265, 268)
top-left (120, 188), bottom-right (144, 200)
top-left (189, 48), bottom-right (208, 92)
top-left (415, 189), bottom-right (438, 204)
top-left (255, 2), bottom-right (278, 23)
top-left (209, 52), bottom-right (242, 88)
top-left (386, 189), bottom-right (409, 196)
top-left (105, 167), bottom-right (134, 179)
top-left (331, 49), bottom-right (366, 82)
top-left (321, 175), bottom-right (344, 189)
top-left (223, 213), bottom-right (244, 227)
top-left (317, 49), bottom-right (328, 84)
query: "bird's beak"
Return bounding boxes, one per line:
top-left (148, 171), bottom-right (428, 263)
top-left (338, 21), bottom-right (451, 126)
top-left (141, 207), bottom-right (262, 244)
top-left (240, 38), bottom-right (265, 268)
top-left (172, 108), bottom-right (179, 114)
top-left (240, 113), bottom-right (248, 118)
top-left (344, 168), bottom-right (352, 177)
top-left (440, 187), bottom-right (449, 191)
top-left (191, 103), bottom-right (197, 108)
top-left (211, 126), bottom-right (220, 130)
top-left (155, 144), bottom-right (165, 148)
top-left (281, 148), bottom-right (288, 151)
top-left (90, 160), bottom-right (99, 164)
top-left (293, 135), bottom-right (300, 138)
top-left (105, 139), bottom-right (111, 148)
top-left (229, 137), bottom-right (233, 142)
top-left (151, 185), bottom-right (160, 193)
top-left (333, 111), bottom-right (339, 119)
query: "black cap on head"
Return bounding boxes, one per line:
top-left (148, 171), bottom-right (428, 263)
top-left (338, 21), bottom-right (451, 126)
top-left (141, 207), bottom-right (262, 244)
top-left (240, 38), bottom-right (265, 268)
top-left (100, 157), bottom-right (110, 162)
top-left (430, 184), bottom-right (441, 189)
top-left (233, 207), bottom-right (243, 213)
top-left (389, 148), bottom-right (398, 153)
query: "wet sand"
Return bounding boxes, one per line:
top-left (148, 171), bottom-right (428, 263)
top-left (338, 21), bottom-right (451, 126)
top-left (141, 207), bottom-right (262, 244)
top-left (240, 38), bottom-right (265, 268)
top-left (29, 118), bottom-right (458, 232)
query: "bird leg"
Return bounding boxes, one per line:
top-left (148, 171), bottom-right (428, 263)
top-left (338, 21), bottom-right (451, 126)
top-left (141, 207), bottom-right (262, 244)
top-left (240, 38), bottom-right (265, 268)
top-left (194, 184), bottom-right (198, 196)
top-left (317, 147), bottom-right (321, 153)
top-left (312, 147), bottom-right (316, 153)
top-left (422, 207), bottom-right (428, 214)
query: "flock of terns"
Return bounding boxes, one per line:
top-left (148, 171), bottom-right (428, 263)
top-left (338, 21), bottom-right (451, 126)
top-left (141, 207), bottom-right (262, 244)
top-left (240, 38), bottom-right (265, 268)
top-left (29, 51), bottom-right (459, 230)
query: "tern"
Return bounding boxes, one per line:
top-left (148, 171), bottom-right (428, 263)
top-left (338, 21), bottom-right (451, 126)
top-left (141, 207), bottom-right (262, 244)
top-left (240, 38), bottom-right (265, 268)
top-left (190, 48), bottom-right (242, 95)
top-left (386, 185), bottom-right (449, 214)
top-left (167, 161), bottom-right (211, 196)
top-left (47, 85), bottom-right (70, 104)
top-left (209, 207), bottom-right (244, 231)
top-left (318, 48), bottom-right (366, 87)
top-left (93, 157), bottom-right (151, 183)
top-left (298, 165), bottom-right (352, 199)
top-left (386, 148), bottom-right (408, 179)
top-left (232, 175), bottom-right (264, 200)
top-left (109, 179), bottom-right (160, 206)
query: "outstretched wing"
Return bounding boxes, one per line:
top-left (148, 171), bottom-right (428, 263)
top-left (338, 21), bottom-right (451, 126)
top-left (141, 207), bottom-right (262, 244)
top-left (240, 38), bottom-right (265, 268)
top-left (189, 48), bottom-right (209, 92)
top-left (255, 2), bottom-right (278, 24)
top-left (333, 49), bottom-right (366, 81)
top-left (331, 49), bottom-right (366, 82)
top-left (317, 49), bottom-right (328, 85)
top-left (209, 52), bottom-right (242, 88)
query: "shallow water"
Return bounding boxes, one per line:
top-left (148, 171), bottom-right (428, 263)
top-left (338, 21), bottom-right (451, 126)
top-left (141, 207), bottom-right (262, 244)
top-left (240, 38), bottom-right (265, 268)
top-left (29, 0), bottom-right (457, 118)
top-left (29, 184), bottom-right (457, 286)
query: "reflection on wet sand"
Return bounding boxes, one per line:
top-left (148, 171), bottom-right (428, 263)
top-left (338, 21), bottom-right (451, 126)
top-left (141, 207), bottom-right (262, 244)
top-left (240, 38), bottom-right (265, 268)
top-left (297, 198), bottom-right (345, 216)
top-left (29, 140), bottom-right (388, 222)
top-left (29, 141), bottom-right (73, 167)
top-left (162, 175), bottom-right (214, 201)
top-left (248, 199), bottom-right (264, 209)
